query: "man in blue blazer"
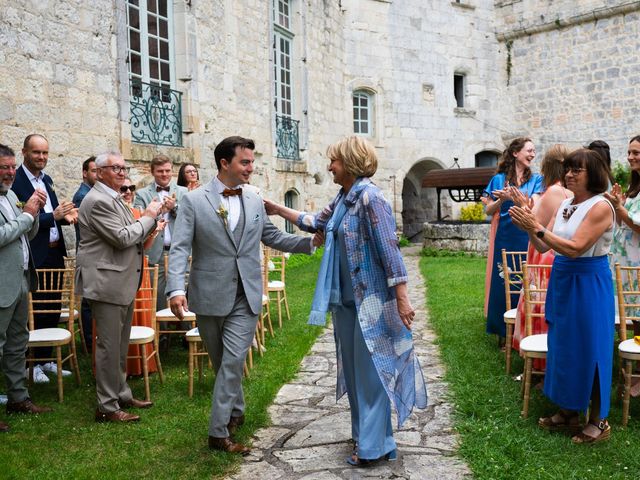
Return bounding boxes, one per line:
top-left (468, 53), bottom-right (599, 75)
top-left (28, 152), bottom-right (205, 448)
top-left (11, 134), bottom-right (76, 382)
top-left (0, 144), bottom-right (52, 431)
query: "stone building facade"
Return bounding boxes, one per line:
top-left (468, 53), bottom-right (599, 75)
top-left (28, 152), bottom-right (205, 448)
top-left (1, 0), bottom-right (639, 245)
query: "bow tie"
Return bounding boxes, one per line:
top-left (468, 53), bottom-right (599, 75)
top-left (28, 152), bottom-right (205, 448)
top-left (156, 186), bottom-right (170, 192)
top-left (0, 191), bottom-right (6, 196)
top-left (222, 188), bottom-right (242, 197)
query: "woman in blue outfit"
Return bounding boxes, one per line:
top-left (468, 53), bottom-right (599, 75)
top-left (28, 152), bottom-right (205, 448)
top-left (265, 136), bottom-right (427, 466)
top-left (510, 149), bottom-right (615, 444)
top-left (483, 137), bottom-right (544, 340)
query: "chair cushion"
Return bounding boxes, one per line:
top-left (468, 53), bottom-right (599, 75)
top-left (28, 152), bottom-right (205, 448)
top-left (503, 308), bottom-right (517, 322)
top-left (185, 327), bottom-right (201, 341)
top-left (614, 315), bottom-right (634, 327)
top-left (129, 326), bottom-right (155, 343)
top-left (519, 334), bottom-right (548, 353)
top-left (262, 294), bottom-right (269, 304)
top-left (156, 307), bottom-right (196, 320)
top-left (268, 280), bottom-right (285, 289)
top-left (59, 308), bottom-right (79, 320)
top-left (29, 328), bottom-right (71, 343)
top-left (619, 339), bottom-right (640, 355)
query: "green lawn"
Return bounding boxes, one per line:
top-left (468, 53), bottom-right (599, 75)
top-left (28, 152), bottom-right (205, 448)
top-left (421, 254), bottom-right (640, 480)
top-left (0, 251), bottom-right (323, 480)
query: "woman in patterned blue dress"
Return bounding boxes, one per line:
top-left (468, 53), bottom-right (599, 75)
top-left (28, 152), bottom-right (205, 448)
top-left (265, 136), bottom-right (427, 466)
top-left (483, 138), bottom-right (544, 341)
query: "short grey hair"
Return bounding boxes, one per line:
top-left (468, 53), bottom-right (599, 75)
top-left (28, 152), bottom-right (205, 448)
top-left (95, 150), bottom-right (123, 168)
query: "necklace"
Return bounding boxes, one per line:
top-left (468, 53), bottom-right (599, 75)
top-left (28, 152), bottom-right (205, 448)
top-left (562, 205), bottom-right (578, 220)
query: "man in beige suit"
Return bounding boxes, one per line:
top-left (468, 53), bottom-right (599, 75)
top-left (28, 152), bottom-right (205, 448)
top-left (0, 144), bottom-right (50, 432)
top-left (76, 151), bottom-right (162, 423)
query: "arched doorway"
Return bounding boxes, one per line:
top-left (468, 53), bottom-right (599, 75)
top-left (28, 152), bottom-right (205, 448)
top-left (401, 158), bottom-right (444, 241)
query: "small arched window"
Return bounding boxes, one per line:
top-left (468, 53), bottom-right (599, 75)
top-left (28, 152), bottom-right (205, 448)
top-left (284, 190), bottom-right (298, 233)
top-left (353, 90), bottom-right (374, 136)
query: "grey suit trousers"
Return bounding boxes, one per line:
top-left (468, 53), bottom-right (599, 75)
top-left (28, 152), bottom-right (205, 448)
top-left (197, 291), bottom-right (257, 437)
top-left (0, 272), bottom-right (30, 403)
top-left (90, 300), bottom-right (135, 412)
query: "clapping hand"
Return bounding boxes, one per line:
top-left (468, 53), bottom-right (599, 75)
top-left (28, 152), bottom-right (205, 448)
top-left (508, 186), bottom-right (533, 209)
top-left (23, 190), bottom-right (46, 217)
top-left (509, 205), bottom-right (538, 232)
top-left (604, 183), bottom-right (624, 212)
top-left (492, 187), bottom-right (512, 202)
top-left (53, 200), bottom-right (75, 221)
top-left (162, 193), bottom-right (176, 214)
top-left (64, 208), bottom-right (79, 224)
top-left (143, 199), bottom-right (163, 219)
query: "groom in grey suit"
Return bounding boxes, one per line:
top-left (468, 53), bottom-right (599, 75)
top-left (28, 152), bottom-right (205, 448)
top-left (0, 144), bottom-right (51, 432)
top-left (167, 136), bottom-right (314, 454)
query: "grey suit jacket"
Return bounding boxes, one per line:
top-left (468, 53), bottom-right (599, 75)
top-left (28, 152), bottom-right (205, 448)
top-left (167, 179), bottom-right (312, 316)
top-left (0, 190), bottom-right (39, 308)
top-left (134, 181), bottom-right (187, 264)
top-left (75, 182), bottom-right (156, 306)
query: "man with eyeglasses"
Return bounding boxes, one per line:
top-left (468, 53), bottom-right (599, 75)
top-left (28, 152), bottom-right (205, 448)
top-left (76, 151), bottom-right (162, 423)
top-left (134, 154), bottom-right (188, 327)
top-left (0, 143), bottom-right (52, 431)
top-left (72, 156), bottom-right (98, 351)
top-left (11, 134), bottom-right (77, 384)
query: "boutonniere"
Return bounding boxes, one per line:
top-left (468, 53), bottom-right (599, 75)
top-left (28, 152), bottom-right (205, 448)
top-left (216, 204), bottom-right (228, 227)
top-left (16, 201), bottom-right (25, 209)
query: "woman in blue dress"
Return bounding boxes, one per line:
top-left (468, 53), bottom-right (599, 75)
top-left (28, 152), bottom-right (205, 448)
top-left (483, 137), bottom-right (544, 340)
top-left (265, 136), bottom-right (427, 466)
top-left (510, 149), bottom-right (615, 444)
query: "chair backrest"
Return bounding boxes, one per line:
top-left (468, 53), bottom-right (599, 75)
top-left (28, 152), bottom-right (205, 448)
top-left (522, 263), bottom-right (552, 337)
top-left (266, 247), bottom-right (286, 283)
top-left (615, 263), bottom-right (640, 342)
top-left (261, 245), bottom-right (269, 293)
top-left (134, 264), bottom-right (160, 329)
top-left (28, 267), bottom-right (75, 332)
top-left (163, 254), bottom-right (192, 307)
top-left (501, 249), bottom-right (528, 311)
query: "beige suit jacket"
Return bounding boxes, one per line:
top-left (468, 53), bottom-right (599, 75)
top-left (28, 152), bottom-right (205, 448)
top-left (75, 182), bottom-right (156, 306)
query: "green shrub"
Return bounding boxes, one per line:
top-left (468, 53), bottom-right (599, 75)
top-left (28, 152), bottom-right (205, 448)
top-left (398, 234), bottom-right (411, 247)
top-left (460, 202), bottom-right (486, 222)
top-left (612, 161), bottom-right (631, 192)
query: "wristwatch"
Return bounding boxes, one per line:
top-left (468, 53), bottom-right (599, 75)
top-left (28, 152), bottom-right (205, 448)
top-left (535, 228), bottom-right (546, 239)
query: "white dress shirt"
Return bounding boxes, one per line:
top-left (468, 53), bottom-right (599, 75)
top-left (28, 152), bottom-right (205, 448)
top-left (154, 183), bottom-right (173, 246)
top-left (21, 164), bottom-right (59, 243)
top-left (213, 176), bottom-right (243, 232)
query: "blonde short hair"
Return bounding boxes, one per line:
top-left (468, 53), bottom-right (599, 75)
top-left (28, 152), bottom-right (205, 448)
top-left (326, 136), bottom-right (378, 178)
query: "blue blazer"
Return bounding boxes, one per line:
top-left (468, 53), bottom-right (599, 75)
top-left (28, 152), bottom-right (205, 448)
top-left (11, 166), bottom-right (68, 266)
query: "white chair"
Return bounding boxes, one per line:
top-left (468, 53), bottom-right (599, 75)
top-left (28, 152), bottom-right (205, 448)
top-left (519, 262), bottom-right (550, 418)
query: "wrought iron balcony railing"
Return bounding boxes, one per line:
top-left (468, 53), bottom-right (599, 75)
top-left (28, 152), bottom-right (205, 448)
top-left (129, 80), bottom-right (183, 147)
top-left (275, 114), bottom-right (300, 160)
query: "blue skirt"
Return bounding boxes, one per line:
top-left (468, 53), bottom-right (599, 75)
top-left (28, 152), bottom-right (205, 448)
top-left (543, 255), bottom-right (614, 418)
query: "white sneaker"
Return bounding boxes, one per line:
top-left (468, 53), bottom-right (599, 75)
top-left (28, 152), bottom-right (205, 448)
top-left (41, 362), bottom-right (72, 377)
top-left (0, 394), bottom-right (7, 405)
top-left (28, 365), bottom-right (50, 384)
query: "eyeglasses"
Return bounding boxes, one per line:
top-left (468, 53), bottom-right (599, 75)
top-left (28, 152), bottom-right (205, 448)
top-left (119, 185), bottom-right (136, 193)
top-left (0, 165), bottom-right (17, 171)
top-left (99, 165), bottom-right (130, 174)
top-left (565, 167), bottom-right (586, 175)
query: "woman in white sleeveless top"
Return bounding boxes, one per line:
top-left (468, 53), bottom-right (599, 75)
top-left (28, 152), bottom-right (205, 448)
top-left (510, 149), bottom-right (615, 444)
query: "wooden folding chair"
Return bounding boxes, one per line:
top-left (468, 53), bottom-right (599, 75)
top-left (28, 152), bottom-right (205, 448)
top-left (128, 264), bottom-right (164, 402)
top-left (519, 262), bottom-right (550, 418)
top-left (27, 267), bottom-right (81, 402)
top-left (155, 255), bottom-right (196, 348)
top-left (267, 247), bottom-right (290, 328)
top-left (60, 256), bottom-right (88, 354)
top-left (615, 263), bottom-right (640, 426)
top-left (502, 249), bottom-right (527, 375)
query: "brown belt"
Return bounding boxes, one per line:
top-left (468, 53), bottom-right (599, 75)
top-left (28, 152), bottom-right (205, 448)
top-left (48, 241), bottom-right (60, 248)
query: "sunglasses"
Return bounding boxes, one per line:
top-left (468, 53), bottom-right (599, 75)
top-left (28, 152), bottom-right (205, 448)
top-left (119, 185), bottom-right (136, 193)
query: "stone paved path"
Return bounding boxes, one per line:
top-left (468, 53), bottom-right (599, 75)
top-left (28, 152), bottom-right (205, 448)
top-left (231, 246), bottom-right (472, 479)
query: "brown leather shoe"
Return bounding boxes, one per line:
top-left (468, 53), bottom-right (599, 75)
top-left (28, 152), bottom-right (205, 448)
top-left (227, 414), bottom-right (245, 435)
top-left (6, 398), bottom-right (53, 414)
top-left (120, 398), bottom-right (153, 409)
top-left (0, 421), bottom-right (9, 432)
top-left (95, 409), bottom-right (141, 423)
top-left (208, 436), bottom-right (250, 455)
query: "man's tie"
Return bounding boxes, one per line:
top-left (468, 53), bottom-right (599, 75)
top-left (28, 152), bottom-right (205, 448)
top-left (156, 186), bottom-right (170, 192)
top-left (222, 188), bottom-right (242, 197)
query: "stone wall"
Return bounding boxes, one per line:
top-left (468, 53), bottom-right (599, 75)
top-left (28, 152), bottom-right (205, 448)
top-left (422, 221), bottom-right (490, 253)
top-left (495, 1), bottom-right (640, 164)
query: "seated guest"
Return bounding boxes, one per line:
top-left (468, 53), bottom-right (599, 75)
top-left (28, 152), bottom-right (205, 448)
top-left (510, 149), bottom-right (615, 444)
top-left (76, 151), bottom-right (162, 422)
top-left (177, 163), bottom-right (201, 191)
top-left (0, 143), bottom-right (52, 432)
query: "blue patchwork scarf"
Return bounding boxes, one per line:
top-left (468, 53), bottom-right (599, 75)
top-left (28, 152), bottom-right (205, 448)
top-left (308, 178), bottom-right (366, 326)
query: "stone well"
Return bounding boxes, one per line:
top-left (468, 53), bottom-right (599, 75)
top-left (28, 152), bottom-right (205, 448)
top-left (422, 221), bottom-right (490, 254)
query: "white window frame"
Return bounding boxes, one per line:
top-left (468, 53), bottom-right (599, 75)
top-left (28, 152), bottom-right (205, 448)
top-left (126, 0), bottom-right (175, 89)
top-left (353, 90), bottom-right (374, 137)
top-left (273, 30), bottom-right (294, 117)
